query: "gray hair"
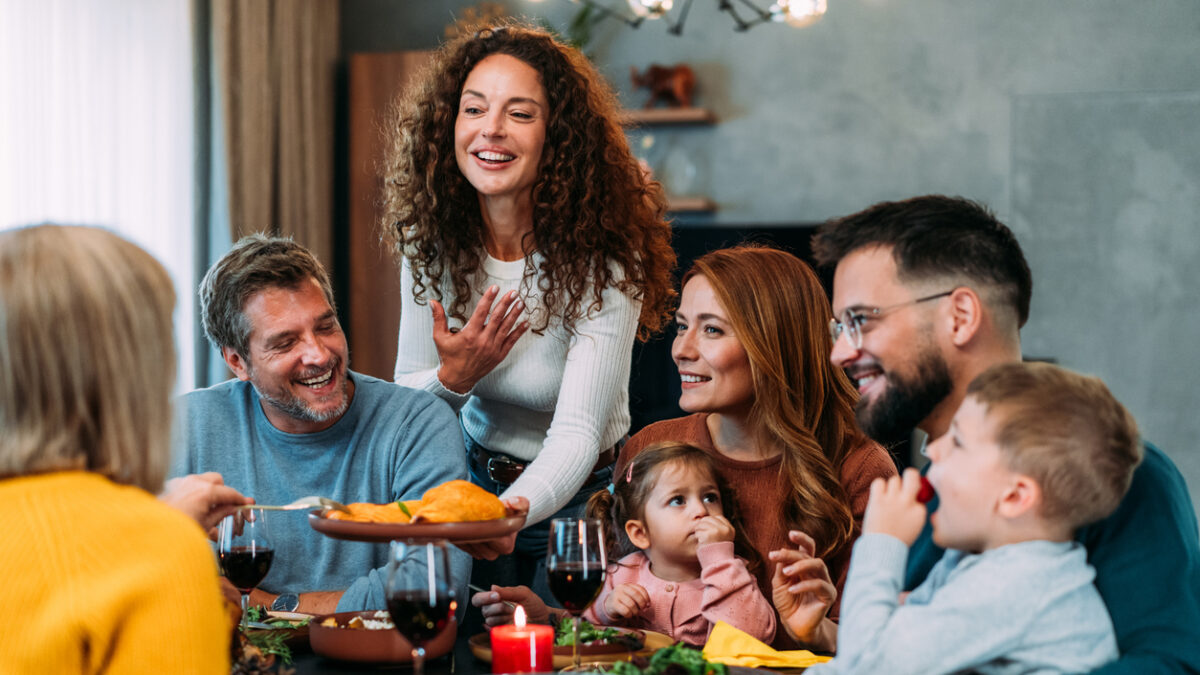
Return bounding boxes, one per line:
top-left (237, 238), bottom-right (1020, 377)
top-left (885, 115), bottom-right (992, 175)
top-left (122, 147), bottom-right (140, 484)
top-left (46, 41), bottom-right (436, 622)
top-left (199, 233), bottom-right (336, 357)
top-left (0, 225), bottom-right (176, 492)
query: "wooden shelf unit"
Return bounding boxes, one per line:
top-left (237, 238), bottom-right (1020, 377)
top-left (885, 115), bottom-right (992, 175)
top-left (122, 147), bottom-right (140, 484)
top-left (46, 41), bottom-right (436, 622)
top-left (620, 107), bottom-right (717, 127)
top-left (667, 196), bottom-right (718, 213)
top-left (621, 109), bottom-right (719, 213)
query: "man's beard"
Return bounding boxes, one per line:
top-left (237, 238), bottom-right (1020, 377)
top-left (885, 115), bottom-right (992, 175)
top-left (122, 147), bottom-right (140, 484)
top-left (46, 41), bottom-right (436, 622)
top-left (855, 344), bottom-right (953, 448)
top-left (252, 357), bottom-right (351, 426)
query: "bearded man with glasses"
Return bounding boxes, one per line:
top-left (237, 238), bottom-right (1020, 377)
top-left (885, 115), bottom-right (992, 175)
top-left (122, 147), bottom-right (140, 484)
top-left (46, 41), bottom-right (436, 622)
top-left (808, 194), bottom-right (1200, 674)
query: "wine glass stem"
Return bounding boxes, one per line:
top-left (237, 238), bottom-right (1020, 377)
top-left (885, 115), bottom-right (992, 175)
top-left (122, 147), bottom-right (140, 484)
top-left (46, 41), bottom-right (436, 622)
top-left (573, 615), bottom-right (582, 669)
top-left (240, 592), bottom-right (250, 631)
top-left (412, 646), bottom-right (426, 675)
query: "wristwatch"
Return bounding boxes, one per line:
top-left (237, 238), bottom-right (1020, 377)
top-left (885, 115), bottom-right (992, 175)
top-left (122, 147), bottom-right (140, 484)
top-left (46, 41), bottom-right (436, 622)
top-left (272, 593), bottom-right (300, 612)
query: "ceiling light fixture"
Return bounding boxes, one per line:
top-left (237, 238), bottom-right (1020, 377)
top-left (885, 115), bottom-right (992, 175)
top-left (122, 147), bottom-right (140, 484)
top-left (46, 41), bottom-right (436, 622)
top-left (566, 0), bottom-right (826, 35)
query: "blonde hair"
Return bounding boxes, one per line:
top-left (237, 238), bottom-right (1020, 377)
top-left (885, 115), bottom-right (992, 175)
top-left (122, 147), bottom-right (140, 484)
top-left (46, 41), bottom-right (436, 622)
top-left (968, 362), bottom-right (1142, 530)
top-left (684, 245), bottom-right (865, 559)
top-left (0, 225), bottom-right (177, 492)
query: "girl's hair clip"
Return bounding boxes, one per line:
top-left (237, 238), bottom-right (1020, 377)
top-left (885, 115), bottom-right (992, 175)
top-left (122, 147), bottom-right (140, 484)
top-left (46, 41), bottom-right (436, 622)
top-left (625, 461), bottom-right (634, 484)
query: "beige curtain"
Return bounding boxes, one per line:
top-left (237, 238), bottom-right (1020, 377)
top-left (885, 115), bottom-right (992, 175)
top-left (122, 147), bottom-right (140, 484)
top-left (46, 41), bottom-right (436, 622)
top-left (211, 0), bottom-right (339, 268)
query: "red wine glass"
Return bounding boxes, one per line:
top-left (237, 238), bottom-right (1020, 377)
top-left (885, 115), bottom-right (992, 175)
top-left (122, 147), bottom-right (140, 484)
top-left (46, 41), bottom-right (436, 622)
top-left (385, 539), bottom-right (457, 675)
top-left (546, 517), bottom-right (607, 670)
top-left (217, 508), bottom-right (274, 631)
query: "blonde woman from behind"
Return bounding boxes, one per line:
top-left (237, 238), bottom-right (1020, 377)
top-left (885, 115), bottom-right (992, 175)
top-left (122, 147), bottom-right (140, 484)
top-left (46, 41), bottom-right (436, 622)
top-left (0, 225), bottom-right (229, 673)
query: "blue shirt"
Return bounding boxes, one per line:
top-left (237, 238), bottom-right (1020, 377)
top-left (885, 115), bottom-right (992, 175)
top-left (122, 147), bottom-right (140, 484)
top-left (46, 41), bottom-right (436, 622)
top-left (906, 442), bottom-right (1200, 674)
top-left (170, 371), bottom-right (472, 611)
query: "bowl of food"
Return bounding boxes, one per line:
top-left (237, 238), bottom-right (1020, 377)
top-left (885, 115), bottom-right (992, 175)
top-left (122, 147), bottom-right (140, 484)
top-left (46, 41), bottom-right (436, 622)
top-left (551, 617), bottom-right (648, 656)
top-left (309, 610), bottom-right (456, 663)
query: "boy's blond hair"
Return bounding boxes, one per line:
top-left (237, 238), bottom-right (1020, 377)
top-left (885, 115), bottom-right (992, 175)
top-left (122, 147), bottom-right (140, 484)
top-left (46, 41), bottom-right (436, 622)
top-left (968, 362), bottom-right (1141, 531)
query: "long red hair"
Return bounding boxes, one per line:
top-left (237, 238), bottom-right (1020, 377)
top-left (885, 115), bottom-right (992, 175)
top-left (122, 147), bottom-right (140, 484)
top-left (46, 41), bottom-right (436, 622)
top-left (685, 245), bottom-right (864, 558)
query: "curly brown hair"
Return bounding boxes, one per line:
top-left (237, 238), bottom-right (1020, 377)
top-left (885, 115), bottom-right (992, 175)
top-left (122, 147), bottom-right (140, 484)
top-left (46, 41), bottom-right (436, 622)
top-left (380, 21), bottom-right (675, 340)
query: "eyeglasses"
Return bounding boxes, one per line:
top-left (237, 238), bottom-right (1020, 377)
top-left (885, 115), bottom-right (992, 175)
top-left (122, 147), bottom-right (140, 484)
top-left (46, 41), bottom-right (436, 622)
top-left (829, 290), bottom-right (955, 350)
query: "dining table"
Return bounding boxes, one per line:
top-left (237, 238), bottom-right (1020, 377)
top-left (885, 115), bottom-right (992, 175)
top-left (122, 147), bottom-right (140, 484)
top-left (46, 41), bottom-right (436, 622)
top-left (285, 630), bottom-right (803, 675)
top-left (290, 631), bottom-right (483, 675)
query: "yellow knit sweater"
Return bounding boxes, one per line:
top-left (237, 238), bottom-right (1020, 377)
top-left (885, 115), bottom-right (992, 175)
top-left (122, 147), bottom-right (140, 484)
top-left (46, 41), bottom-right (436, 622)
top-left (1, 472), bottom-right (230, 673)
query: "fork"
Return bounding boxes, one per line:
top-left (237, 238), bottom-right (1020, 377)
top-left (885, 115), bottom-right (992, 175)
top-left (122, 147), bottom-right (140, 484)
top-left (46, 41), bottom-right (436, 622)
top-left (239, 495), bottom-right (352, 514)
top-left (468, 583), bottom-right (518, 610)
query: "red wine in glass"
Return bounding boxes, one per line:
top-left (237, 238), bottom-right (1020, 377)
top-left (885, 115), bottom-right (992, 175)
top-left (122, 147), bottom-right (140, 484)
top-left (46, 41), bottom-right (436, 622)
top-left (546, 561), bottom-right (605, 613)
top-left (219, 546), bottom-right (274, 592)
top-left (547, 518), bottom-right (607, 671)
top-left (218, 509), bottom-right (273, 631)
top-left (386, 539), bottom-right (456, 675)
top-left (386, 591), bottom-right (454, 644)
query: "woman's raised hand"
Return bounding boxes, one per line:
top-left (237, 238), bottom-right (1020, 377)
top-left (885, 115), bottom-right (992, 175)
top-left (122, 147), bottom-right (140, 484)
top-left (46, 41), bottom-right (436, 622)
top-left (770, 530), bottom-right (838, 649)
top-left (432, 285), bottom-right (529, 394)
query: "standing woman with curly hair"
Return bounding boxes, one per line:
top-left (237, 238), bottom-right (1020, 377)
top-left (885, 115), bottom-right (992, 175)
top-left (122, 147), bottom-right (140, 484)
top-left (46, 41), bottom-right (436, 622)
top-left (615, 245), bottom-right (896, 650)
top-left (381, 22), bottom-right (675, 595)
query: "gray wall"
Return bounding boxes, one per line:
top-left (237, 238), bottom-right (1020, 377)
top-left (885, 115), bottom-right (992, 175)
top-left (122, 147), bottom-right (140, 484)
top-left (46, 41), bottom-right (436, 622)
top-left (343, 0), bottom-right (1200, 515)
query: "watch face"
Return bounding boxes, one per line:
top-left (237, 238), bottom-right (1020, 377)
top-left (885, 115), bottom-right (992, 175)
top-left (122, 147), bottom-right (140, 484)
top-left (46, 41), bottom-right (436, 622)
top-left (273, 593), bottom-right (299, 612)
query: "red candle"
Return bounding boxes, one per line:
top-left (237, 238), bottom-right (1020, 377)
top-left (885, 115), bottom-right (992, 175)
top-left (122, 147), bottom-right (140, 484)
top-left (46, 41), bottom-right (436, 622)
top-left (490, 608), bottom-right (554, 673)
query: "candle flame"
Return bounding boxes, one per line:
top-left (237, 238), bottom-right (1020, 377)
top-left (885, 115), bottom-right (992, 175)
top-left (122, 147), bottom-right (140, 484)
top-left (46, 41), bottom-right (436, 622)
top-left (514, 604), bottom-right (526, 628)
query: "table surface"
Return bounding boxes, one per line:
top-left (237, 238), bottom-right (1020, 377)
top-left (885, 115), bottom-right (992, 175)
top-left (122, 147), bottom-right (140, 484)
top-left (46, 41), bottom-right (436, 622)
top-left (292, 635), bottom-right (483, 675)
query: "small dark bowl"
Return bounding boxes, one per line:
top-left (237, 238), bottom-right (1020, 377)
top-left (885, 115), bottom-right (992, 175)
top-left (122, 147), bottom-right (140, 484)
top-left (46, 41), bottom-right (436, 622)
top-left (309, 610), bottom-right (456, 663)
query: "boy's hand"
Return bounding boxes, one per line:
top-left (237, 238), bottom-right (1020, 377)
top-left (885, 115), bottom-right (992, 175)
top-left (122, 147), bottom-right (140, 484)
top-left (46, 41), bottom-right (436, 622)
top-left (693, 514), bottom-right (735, 545)
top-left (604, 583), bottom-right (650, 620)
top-left (863, 468), bottom-right (928, 546)
top-left (769, 531), bottom-right (837, 645)
top-left (470, 584), bottom-right (551, 628)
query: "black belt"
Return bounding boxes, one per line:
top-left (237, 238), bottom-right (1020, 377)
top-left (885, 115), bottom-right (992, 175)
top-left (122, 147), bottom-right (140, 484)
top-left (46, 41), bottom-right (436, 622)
top-left (470, 443), bottom-right (618, 486)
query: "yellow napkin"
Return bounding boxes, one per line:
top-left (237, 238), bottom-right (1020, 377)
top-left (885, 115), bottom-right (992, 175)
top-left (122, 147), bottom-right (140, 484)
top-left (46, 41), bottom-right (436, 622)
top-left (702, 621), bottom-right (832, 669)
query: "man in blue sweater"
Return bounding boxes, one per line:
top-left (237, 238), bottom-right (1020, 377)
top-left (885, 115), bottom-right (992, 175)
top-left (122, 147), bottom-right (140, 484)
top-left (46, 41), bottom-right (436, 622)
top-left (811, 195), bottom-right (1200, 673)
top-left (171, 234), bottom-right (470, 616)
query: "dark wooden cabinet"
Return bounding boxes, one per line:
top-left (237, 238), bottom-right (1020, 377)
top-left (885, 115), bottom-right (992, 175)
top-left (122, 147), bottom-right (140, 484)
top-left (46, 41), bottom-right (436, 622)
top-left (346, 51), bottom-right (432, 380)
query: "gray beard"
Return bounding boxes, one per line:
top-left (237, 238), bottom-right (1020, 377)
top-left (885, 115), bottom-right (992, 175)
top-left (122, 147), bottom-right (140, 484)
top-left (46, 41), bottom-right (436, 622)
top-left (250, 360), bottom-right (351, 426)
top-left (257, 384), bottom-right (350, 425)
top-left (855, 347), bottom-right (953, 448)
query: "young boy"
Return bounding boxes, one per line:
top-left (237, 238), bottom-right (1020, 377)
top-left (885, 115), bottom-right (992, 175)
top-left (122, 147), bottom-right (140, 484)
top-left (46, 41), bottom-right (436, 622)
top-left (801, 362), bottom-right (1142, 674)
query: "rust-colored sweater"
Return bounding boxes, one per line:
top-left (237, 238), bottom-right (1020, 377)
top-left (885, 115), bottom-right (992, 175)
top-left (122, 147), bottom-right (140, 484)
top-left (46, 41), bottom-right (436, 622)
top-left (616, 413), bottom-right (896, 645)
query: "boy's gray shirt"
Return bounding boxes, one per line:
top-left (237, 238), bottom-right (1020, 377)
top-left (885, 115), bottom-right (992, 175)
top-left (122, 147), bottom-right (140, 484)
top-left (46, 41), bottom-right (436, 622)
top-left (170, 371), bottom-right (471, 611)
top-left (810, 534), bottom-right (1117, 675)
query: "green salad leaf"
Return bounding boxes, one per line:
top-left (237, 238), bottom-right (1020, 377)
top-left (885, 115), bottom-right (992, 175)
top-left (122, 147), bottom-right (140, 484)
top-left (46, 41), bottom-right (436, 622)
top-left (240, 605), bottom-right (311, 665)
top-left (554, 616), bottom-right (625, 646)
top-left (611, 643), bottom-right (728, 675)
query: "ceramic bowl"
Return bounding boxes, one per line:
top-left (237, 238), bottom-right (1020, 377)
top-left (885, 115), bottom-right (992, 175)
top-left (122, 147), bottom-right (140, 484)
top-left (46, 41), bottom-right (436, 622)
top-left (309, 610), bottom-right (456, 663)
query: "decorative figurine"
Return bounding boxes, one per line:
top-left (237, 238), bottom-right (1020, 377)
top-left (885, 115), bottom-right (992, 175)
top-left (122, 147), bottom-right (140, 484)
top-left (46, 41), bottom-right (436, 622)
top-left (630, 63), bottom-right (696, 108)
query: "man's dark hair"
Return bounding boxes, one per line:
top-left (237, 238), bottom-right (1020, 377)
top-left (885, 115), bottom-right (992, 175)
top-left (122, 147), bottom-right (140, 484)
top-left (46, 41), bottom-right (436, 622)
top-left (812, 195), bottom-right (1033, 327)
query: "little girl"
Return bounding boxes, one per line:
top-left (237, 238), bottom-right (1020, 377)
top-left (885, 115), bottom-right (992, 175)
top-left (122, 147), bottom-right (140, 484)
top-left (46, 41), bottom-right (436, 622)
top-left (472, 441), bottom-right (776, 646)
